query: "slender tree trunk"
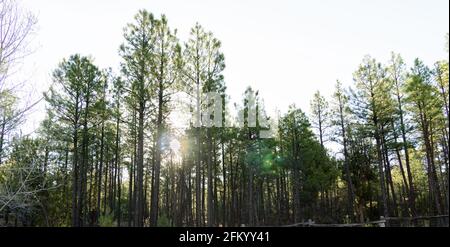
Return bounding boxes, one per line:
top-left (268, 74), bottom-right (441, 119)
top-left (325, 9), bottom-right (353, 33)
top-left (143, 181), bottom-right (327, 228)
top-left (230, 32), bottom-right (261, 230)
top-left (368, 82), bottom-right (389, 222)
top-left (79, 90), bottom-right (91, 227)
top-left (150, 106), bottom-right (163, 226)
top-left (221, 139), bottom-right (226, 227)
top-left (71, 96), bottom-right (80, 227)
top-left (337, 97), bottom-right (355, 220)
top-left (381, 132), bottom-right (398, 217)
top-left (128, 157), bottom-right (133, 226)
top-left (115, 108), bottom-right (121, 226)
top-left (418, 104), bottom-right (443, 215)
top-left (395, 83), bottom-right (417, 216)
top-left (207, 129), bottom-right (214, 226)
top-left (97, 121), bottom-right (105, 223)
top-left (374, 122), bottom-right (389, 221)
top-left (391, 121), bottom-right (413, 216)
top-left (0, 118), bottom-right (6, 165)
top-left (440, 131), bottom-right (449, 214)
top-left (135, 105), bottom-right (145, 226)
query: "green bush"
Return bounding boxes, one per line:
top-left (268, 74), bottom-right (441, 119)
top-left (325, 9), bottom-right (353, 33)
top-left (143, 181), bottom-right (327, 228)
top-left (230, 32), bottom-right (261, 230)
top-left (157, 214), bottom-right (170, 227)
top-left (99, 213), bottom-right (116, 227)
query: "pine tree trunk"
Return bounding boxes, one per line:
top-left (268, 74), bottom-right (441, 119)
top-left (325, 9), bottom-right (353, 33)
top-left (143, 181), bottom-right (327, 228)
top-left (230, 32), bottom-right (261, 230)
top-left (71, 95), bottom-right (80, 227)
top-left (0, 117), bottom-right (5, 165)
top-left (395, 86), bottom-right (417, 216)
top-left (207, 129), bottom-right (214, 226)
top-left (135, 105), bottom-right (145, 226)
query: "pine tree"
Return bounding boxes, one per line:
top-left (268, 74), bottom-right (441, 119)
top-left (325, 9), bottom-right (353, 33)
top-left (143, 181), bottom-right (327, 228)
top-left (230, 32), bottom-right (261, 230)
top-left (351, 56), bottom-right (390, 220)
top-left (181, 23), bottom-right (225, 226)
top-left (120, 10), bottom-right (155, 227)
top-left (405, 59), bottom-right (444, 215)
top-left (331, 81), bottom-right (356, 219)
top-left (148, 15), bottom-right (181, 227)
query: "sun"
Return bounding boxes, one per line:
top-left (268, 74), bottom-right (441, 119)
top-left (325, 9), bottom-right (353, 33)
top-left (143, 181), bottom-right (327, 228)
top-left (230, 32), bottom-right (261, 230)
top-left (169, 138), bottom-right (181, 153)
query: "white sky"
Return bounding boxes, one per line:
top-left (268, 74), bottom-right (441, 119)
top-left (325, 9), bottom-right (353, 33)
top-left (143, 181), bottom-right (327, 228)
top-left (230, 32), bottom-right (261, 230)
top-left (14, 0), bottom-right (450, 136)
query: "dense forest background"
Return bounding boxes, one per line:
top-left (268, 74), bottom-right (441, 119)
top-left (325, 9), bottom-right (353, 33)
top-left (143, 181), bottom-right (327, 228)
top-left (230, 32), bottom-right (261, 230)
top-left (0, 0), bottom-right (449, 227)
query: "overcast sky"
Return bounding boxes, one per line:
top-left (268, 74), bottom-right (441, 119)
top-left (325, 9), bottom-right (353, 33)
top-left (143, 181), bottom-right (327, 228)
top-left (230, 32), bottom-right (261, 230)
top-left (15, 0), bottom-right (449, 135)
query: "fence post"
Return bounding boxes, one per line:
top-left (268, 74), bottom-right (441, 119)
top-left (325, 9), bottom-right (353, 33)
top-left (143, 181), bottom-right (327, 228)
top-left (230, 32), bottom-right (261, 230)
top-left (378, 216), bottom-right (385, 227)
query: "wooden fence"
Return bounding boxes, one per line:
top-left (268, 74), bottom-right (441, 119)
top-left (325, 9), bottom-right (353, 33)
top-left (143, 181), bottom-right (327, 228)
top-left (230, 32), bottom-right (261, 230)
top-left (283, 215), bottom-right (449, 227)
